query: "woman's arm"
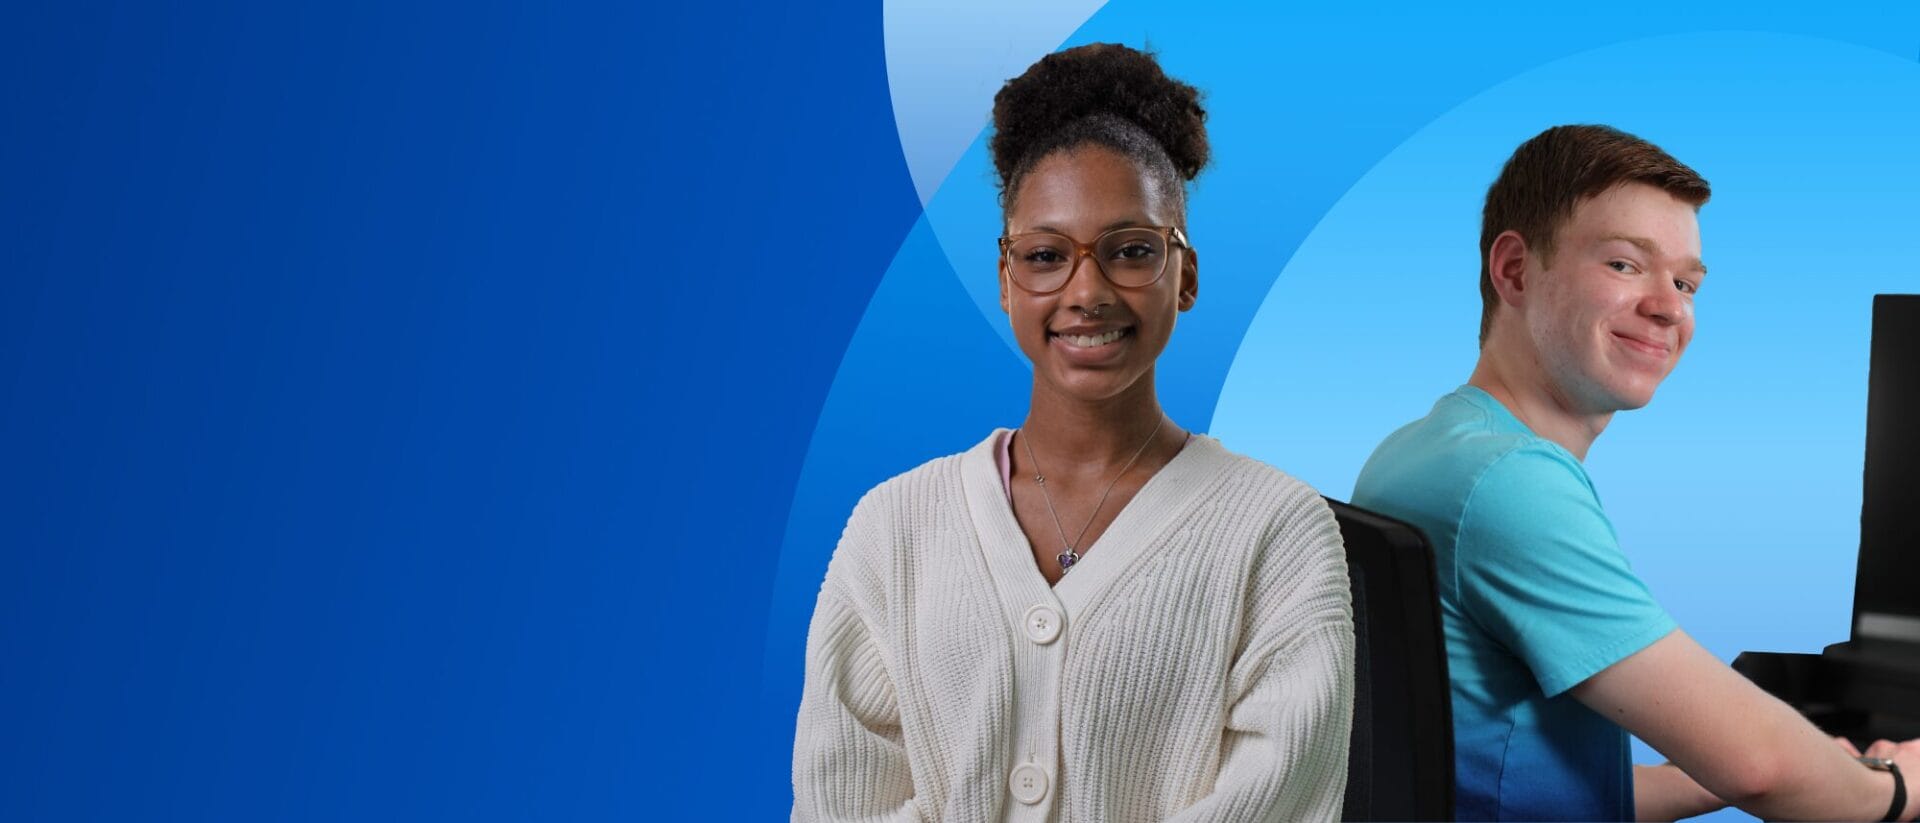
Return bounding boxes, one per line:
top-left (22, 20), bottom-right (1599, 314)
top-left (1166, 497), bottom-right (1355, 823)
top-left (791, 494), bottom-right (923, 823)
top-left (790, 580), bottom-right (922, 822)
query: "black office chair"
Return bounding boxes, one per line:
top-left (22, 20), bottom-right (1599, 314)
top-left (1325, 497), bottom-right (1454, 821)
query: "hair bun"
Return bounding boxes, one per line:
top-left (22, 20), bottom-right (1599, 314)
top-left (990, 43), bottom-right (1209, 191)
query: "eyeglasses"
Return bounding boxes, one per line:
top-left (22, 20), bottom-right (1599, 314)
top-left (998, 226), bottom-right (1190, 295)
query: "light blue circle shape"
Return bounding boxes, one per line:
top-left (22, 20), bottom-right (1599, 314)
top-left (1215, 29), bottom-right (1920, 712)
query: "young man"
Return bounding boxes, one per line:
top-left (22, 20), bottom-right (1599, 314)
top-left (1352, 124), bottom-right (1920, 821)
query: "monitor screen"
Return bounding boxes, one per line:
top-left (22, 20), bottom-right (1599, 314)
top-left (1855, 294), bottom-right (1920, 644)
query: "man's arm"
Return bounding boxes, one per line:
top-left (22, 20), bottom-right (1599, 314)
top-left (1632, 762), bottom-right (1722, 821)
top-left (1572, 629), bottom-right (1920, 821)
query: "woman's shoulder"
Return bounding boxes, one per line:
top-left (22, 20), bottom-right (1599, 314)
top-left (847, 429), bottom-right (1003, 520)
top-left (1202, 439), bottom-right (1350, 612)
top-left (1192, 434), bottom-right (1332, 520)
top-left (1196, 436), bottom-right (1344, 558)
top-left (826, 430), bottom-right (1002, 594)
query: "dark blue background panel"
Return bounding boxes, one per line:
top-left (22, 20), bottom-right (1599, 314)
top-left (2, 1), bottom-right (913, 819)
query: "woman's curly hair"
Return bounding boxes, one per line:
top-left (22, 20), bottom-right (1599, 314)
top-left (989, 43), bottom-right (1209, 213)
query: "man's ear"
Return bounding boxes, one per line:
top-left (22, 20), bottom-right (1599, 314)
top-left (1487, 229), bottom-right (1532, 308)
top-left (1177, 246), bottom-right (1199, 311)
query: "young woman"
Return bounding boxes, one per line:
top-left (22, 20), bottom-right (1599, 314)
top-left (793, 44), bottom-right (1353, 822)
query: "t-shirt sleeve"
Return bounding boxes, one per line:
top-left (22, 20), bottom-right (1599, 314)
top-left (1455, 443), bottom-right (1676, 697)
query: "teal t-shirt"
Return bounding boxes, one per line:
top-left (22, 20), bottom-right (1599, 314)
top-left (1352, 386), bottom-right (1676, 822)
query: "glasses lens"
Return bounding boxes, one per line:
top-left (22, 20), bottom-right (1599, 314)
top-left (1095, 228), bottom-right (1169, 287)
top-left (1006, 233), bottom-right (1075, 292)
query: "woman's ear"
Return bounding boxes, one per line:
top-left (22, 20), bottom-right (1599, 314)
top-left (1177, 246), bottom-right (1199, 312)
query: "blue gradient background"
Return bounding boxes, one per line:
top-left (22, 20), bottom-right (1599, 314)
top-left (2, 2), bottom-right (1914, 820)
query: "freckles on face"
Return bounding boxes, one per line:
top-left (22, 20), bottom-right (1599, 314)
top-left (1002, 146), bottom-right (1187, 402)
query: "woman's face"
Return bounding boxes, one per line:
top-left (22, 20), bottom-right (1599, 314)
top-left (999, 146), bottom-right (1198, 404)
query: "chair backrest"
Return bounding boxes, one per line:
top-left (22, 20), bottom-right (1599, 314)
top-left (1326, 497), bottom-right (1454, 821)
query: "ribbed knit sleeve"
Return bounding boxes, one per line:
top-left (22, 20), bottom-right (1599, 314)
top-left (791, 497), bottom-right (925, 823)
top-left (1165, 493), bottom-right (1355, 823)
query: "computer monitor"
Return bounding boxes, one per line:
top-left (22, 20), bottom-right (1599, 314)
top-left (1853, 294), bottom-right (1920, 646)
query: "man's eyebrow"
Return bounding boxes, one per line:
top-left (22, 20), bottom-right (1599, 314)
top-left (1600, 233), bottom-right (1708, 275)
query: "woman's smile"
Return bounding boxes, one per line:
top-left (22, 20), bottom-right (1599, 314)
top-left (1050, 324), bottom-right (1134, 351)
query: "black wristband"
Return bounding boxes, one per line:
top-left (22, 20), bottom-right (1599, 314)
top-left (1886, 761), bottom-right (1906, 823)
top-left (1861, 757), bottom-right (1907, 822)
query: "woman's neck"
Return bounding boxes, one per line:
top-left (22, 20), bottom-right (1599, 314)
top-left (1020, 372), bottom-right (1176, 473)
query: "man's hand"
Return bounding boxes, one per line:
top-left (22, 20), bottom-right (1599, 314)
top-left (1861, 738), bottom-right (1920, 821)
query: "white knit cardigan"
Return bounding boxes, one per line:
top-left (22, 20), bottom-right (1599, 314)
top-left (792, 430), bottom-right (1353, 822)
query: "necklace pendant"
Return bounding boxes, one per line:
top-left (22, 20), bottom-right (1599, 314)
top-left (1057, 549), bottom-right (1079, 571)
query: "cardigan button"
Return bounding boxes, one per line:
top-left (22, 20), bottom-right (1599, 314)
top-left (1023, 604), bottom-right (1062, 644)
top-left (1009, 762), bottom-right (1050, 804)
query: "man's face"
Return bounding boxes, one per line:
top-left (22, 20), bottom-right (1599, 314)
top-left (1527, 182), bottom-right (1705, 414)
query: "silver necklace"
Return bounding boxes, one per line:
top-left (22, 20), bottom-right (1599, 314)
top-left (1019, 416), bottom-right (1167, 575)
